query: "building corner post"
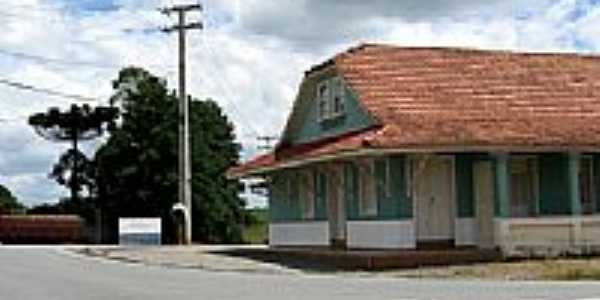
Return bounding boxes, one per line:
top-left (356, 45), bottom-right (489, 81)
top-left (568, 152), bottom-right (582, 216)
top-left (495, 153), bottom-right (510, 218)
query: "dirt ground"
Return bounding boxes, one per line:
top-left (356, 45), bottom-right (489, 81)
top-left (383, 258), bottom-right (600, 280)
top-left (78, 245), bottom-right (299, 274)
top-left (78, 246), bottom-right (600, 280)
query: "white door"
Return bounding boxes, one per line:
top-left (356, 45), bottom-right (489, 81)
top-left (328, 165), bottom-right (346, 243)
top-left (416, 157), bottom-right (454, 241)
top-left (474, 161), bottom-right (495, 249)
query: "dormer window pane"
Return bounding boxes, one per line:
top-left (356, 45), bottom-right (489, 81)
top-left (332, 77), bottom-right (345, 115)
top-left (317, 82), bottom-right (329, 120)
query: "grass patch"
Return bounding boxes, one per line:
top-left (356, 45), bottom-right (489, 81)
top-left (242, 208), bottom-right (268, 244)
top-left (548, 268), bottom-right (600, 280)
top-left (387, 258), bottom-right (600, 281)
top-left (539, 260), bottom-right (600, 280)
top-left (243, 223), bottom-right (267, 244)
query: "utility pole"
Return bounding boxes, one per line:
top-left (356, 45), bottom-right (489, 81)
top-left (161, 3), bottom-right (203, 245)
top-left (257, 135), bottom-right (278, 151)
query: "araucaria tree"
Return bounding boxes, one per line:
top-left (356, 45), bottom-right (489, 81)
top-left (96, 67), bottom-right (244, 243)
top-left (29, 104), bottom-right (118, 202)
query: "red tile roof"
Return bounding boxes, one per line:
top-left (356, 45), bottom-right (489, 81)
top-left (230, 44), bottom-right (600, 177)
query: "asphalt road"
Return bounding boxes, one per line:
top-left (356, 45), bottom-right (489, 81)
top-left (1, 247), bottom-right (600, 300)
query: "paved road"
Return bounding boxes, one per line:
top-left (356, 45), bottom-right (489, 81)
top-left (1, 247), bottom-right (600, 300)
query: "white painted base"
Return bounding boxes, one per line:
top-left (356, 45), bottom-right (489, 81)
top-left (347, 220), bottom-right (416, 249)
top-left (494, 216), bottom-right (600, 257)
top-left (269, 221), bottom-right (329, 247)
top-left (455, 218), bottom-right (477, 246)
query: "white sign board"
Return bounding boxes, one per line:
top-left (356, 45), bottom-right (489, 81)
top-left (119, 218), bottom-right (161, 246)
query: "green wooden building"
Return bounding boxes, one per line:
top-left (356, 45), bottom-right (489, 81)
top-left (230, 44), bottom-right (600, 256)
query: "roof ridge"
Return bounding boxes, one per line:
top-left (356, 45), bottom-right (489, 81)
top-left (305, 44), bottom-right (600, 77)
top-left (351, 43), bottom-right (600, 58)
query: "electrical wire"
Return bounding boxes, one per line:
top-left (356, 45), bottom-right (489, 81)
top-left (0, 77), bottom-right (102, 103)
top-left (199, 40), bottom-right (263, 138)
top-left (0, 49), bottom-right (122, 70)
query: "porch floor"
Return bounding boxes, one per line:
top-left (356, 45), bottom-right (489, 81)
top-left (213, 247), bottom-right (503, 271)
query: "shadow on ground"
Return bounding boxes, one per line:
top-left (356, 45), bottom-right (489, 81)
top-left (210, 247), bottom-right (502, 272)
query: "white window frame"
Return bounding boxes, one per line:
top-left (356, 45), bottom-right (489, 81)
top-left (317, 76), bottom-right (345, 122)
top-left (330, 76), bottom-right (345, 118)
top-left (317, 80), bottom-right (330, 122)
top-left (357, 158), bottom-right (378, 217)
top-left (509, 155), bottom-right (539, 217)
top-left (299, 169), bottom-right (315, 219)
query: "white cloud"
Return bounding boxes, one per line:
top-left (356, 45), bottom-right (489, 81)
top-left (0, 0), bottom-right (598, 208)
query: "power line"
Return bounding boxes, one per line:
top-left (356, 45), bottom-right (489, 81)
top-left (257, 135), bottom-right (279, 150)
top-left (0, 49), bottom-right (122, 69)
top-left (0, 77), bottom-right (102, 103)
top-left (199, 40), bottom-right (264, 138)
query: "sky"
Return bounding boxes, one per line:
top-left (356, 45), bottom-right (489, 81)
top-left (0, 0), bottom-right (600, 208)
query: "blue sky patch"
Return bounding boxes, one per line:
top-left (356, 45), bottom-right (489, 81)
top-left (51, 0), bottom-right (120, 14)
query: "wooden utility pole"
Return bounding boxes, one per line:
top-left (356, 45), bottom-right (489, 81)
top-left (257, 135), bottom-right (278, 151)
top-left (161, 3), bottom-right (203, 245)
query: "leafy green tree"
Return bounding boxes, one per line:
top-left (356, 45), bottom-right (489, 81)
top-left (0, 184), bottom-right (25, 214)
top-left (49, 149), bottom-right (97, 199)
top-left (95, 67), bottom-right (244, 243)
top-left (189, 100), bottom-right (244, 242)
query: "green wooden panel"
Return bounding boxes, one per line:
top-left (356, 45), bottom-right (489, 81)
top-left (594, 155), bottom-right (600, 213)
top-left (494, 154), bottom-right (510, 218)
top-left (568, 153), bottom-right (582, 215)
top-left (344, 163), bottom-right (359, 220)
top-left (375, 158), bottom-right (388, 218)
top-left (268, 174), bottom-right (287, 222)
top-left (288, 174), bottom-right (301, 220)
top-left (455, 155), bottom-right (475, 218)
top-left (389, 155), bottom-right (411, 218)
top-left (314, 171), bottom-right (328, 220)
top-left (539, 154), bottom-right (571, 215)
top-left (371, 155), bottom-right (410, 220)
top-left (290, 84), bottom-right (375, 145)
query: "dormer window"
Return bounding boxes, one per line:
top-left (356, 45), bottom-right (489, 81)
top-left (317, 81), bottom-right (330, 121)
top-left (317, 76), bottom-right (345, 122)
top-left (331, 77), bottom-right (345, 116)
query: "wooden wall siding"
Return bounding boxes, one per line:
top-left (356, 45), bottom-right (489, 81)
top-left (381, 155), bottom-right (411, 219)
top-left (269, 172), bottom-right (304, 222)
top-left (269, 174), bottom-right (288, 222)
top-left (539, 154), bottom-right (571, 215)
top-left (314, 171), bottom-right (329, 220)
top-left (455, 155), bottom-right (475, 218)
top-left (568, 153), bottom-right (582, 215)
top-left (289, 175), bottom-right (301, 219)
top-left (393, 155), bottom-right (412, 218)
top-left (342, 155), bottom-right (411, 221)
top-left (375, 158), bottom-right (390, 218)
top-left (289, 84), bottom-right (375, 145)
top-left (494, 154), bottom-right (510, 218)
top-left (344, 163), bottom-right (359, 220)
top-left (594, 155), bottom-right (600, 213)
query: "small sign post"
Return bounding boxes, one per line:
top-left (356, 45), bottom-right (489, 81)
top-left (118, 218), bottom-right (162, 246)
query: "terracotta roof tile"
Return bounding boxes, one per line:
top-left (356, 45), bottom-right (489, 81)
top-left (231, 44), bottom-right (600, 177)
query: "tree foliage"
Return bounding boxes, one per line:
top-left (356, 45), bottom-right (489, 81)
top-left (0, 184), bottom-right (25, 214)
top-left (95, 67), bottom-right (244, 243)
top-left (49, 149), bottom-right (97, 198)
